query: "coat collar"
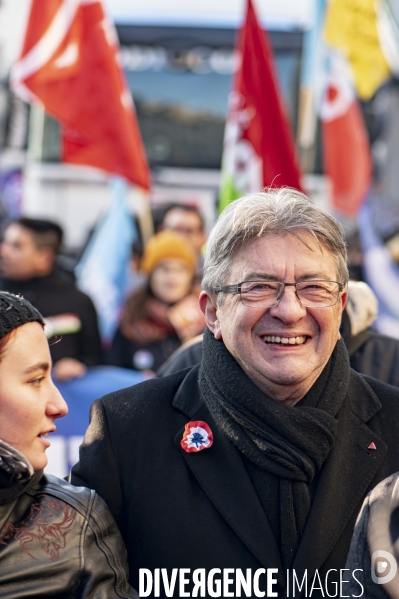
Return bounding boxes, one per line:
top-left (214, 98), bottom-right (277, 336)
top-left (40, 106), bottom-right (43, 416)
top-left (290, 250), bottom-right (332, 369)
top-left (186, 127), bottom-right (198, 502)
top-left (172, 365), bottom-right (386, 587)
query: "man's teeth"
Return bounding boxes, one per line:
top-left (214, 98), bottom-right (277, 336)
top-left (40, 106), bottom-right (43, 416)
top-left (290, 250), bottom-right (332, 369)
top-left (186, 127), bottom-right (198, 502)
top-left (263, 335), bottom-right (307, 345)
top-left (40, 433), bottom-right (49, 438)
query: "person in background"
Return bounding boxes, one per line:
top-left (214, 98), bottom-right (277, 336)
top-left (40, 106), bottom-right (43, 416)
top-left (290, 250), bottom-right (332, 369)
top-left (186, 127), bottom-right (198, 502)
top-left (108, 230), bottom-right (205, 373)
top-left (341, 280), bottom-right (399, 387)
top-left (0, 217), bottom-right (102, 381)
top-left (0, 291), bottom-right (137, 598)
top-left (161, 203), bottom-right (207, 277)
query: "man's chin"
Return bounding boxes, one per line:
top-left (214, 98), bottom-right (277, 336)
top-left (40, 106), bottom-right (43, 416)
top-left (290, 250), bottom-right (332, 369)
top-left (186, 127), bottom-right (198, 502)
top-left (253, 363), bottom-right (321, 399)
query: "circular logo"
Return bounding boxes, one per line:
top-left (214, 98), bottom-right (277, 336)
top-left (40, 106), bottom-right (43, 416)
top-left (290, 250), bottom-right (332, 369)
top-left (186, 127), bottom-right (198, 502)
top-left (371, 550), bottom-right (398, 585)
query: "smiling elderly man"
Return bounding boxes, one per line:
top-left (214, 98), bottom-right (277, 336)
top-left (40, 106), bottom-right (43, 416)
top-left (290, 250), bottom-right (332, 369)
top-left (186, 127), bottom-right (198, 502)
top-left (71, 189), bottom-right (399, 598)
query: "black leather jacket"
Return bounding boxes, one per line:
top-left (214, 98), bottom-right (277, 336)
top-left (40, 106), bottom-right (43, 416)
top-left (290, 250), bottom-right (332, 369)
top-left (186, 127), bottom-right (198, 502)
top-left (0, 440), bottom-right (138, 598)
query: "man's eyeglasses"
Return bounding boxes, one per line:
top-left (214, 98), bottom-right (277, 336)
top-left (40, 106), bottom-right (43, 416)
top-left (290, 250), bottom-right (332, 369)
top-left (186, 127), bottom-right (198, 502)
top-left (214, 280), bottom-right (344, 309)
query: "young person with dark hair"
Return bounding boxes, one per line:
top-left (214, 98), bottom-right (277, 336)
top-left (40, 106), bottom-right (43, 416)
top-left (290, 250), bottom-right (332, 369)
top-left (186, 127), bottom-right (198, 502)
top-left (0, 292), bottom-right (137, 598)
top-left (161, 204), bottom-right (206, 277)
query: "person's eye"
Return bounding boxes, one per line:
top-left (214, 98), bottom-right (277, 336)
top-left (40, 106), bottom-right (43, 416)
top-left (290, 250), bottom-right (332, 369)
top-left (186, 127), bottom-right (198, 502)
top-left (303, 283), bottom-right (332, 291)
top-left (247, 283), bottom-right (276, 291)
top-left (31, 377), bottom-right (44, 387)
top-left (304, 284), bottom-right (324, 289)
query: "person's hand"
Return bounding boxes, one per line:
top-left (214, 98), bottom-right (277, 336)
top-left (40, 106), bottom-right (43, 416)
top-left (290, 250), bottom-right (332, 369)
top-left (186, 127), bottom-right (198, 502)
top-left (52, 358), bottom-right (87, 382)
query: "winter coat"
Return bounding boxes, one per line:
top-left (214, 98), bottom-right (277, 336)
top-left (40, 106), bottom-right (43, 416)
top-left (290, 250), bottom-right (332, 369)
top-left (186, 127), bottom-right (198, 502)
top-left (342, 308), bottom-right (399, 387)
top-left (71, 363), bottom-right (399, 598)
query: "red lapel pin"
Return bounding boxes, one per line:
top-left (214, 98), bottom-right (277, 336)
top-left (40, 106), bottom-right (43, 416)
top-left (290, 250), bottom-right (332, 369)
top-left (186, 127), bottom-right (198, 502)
top-left (181, 421), bottom-right (213, 453)
top-left (368, 442), bottom-right (377, 450)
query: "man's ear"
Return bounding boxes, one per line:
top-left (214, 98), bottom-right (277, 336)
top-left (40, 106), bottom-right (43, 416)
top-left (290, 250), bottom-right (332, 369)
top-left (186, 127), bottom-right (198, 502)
top-left (199, 291), bottom-right (222, 339)
top-left (340, 288), bottom-right (348, 310)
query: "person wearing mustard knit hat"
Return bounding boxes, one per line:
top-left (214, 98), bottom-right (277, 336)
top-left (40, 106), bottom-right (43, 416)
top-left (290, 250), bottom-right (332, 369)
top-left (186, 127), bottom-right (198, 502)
top-left (108, 231), bottom-right (205, 372)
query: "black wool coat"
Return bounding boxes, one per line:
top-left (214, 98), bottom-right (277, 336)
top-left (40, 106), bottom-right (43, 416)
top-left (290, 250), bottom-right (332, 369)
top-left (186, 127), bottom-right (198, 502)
top-left (71, 365), bottom-right (399, 598)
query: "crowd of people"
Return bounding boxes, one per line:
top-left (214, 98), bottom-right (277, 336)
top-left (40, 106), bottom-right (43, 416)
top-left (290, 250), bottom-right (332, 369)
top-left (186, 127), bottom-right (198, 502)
top-left (0, 202), bottom-right (208, 377)
top-left (1, 188), bottom-right (399, 597)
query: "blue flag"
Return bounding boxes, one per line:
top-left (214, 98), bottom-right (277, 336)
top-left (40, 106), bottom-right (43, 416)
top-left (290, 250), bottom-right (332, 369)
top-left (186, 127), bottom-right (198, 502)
top-left (76, 178), bottom-right (136, 344)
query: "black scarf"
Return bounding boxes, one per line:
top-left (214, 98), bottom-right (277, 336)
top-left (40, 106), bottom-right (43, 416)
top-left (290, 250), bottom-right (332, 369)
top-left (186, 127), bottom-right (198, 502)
top-left (199, 328), bottom-right (350, 568)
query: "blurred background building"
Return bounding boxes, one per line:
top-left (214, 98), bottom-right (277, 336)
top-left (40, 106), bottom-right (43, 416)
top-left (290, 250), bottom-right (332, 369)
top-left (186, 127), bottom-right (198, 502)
top-left (0, 0), bottom-right (314, 249)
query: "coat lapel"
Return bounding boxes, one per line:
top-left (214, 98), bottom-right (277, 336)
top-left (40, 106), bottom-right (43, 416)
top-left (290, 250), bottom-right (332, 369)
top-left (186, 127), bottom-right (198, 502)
top-left (172, 366), bottom-right (284, 580)
top-left (292, 370), bottom-right (387, 583)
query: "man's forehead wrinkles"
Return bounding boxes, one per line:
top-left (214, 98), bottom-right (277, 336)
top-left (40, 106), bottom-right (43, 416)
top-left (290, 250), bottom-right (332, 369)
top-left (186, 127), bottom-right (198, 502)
top-left (238, 272), bottom-right (281, 281)
top-left (233, 271), bottom-right (336, 281)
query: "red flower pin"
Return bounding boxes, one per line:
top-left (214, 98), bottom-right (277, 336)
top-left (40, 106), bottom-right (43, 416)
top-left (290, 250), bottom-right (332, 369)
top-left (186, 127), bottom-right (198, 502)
top-left (181, 421), bottom-right (213, 453)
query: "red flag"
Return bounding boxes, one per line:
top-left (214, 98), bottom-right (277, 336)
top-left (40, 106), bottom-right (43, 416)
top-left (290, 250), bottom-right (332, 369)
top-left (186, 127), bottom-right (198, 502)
top-left (219, 0), bottom-right (302, 211)
top-left (320, 52), bottom-right (372, 216)
top-left (11, 0), bottom-right (150, 189)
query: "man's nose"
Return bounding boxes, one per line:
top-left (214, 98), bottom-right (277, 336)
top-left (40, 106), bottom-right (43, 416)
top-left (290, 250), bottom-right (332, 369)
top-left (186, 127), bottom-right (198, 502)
top-left (268, 285), bottom-right (307, 322)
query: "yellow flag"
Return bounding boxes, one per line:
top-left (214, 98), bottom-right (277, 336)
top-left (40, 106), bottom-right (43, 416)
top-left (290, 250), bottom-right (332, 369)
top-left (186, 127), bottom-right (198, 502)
top-left (324, 0), bottom-right (391, 100)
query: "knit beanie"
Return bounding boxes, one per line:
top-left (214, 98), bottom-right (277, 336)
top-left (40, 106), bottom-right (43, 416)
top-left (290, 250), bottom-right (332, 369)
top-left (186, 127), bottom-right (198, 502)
top-left (0, 292), bottom-right (45, 340)
top-left (141, 231), bottom-right (196, 275)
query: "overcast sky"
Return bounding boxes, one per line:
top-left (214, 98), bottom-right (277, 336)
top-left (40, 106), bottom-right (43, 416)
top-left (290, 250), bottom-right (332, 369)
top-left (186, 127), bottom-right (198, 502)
top-left (105, 0), bottom-right (313, 29)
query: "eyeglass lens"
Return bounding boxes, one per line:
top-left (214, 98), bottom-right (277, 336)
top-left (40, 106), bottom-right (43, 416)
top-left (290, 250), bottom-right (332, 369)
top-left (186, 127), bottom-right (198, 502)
top-left (240, 281), bottom-right (340, 308)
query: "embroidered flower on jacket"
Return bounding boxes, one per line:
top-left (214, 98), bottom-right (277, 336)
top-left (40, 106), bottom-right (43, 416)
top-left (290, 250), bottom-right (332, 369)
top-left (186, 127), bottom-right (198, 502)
top-left (181, 421), bottom-right (213, 453)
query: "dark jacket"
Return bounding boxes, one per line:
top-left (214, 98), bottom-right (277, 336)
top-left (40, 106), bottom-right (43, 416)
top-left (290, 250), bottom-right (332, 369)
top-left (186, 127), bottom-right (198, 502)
top-left (156, 334), bottom-right (203, 376)
top-left (0, 440), bottom-right (137, 598)
top-left (109, 326), bottom-right (181, 372)
top-left (341, 310), bottom-right (399, 387)
top-left (0, 269), bottom-right (102, 365)
top-left (71, 364), bottom-right (399, 598)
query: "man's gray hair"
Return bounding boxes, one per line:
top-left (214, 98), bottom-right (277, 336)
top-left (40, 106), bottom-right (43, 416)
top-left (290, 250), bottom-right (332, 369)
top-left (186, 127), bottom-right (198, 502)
top-left (202, 188), bottom-right (349, 297)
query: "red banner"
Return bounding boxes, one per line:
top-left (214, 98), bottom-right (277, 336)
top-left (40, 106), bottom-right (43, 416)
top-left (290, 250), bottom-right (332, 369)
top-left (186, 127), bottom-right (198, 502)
top-left (12, 0), bottom-right (150, 189)
top-left (234, 0), bottom-right (302, 190)
top-left (320, 52), bottom-right (372, 216)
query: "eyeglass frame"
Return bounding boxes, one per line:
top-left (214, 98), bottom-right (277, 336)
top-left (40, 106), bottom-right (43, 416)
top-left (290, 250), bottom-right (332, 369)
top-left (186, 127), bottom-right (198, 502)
top-left (213, 280), bottom-right (345, 309)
